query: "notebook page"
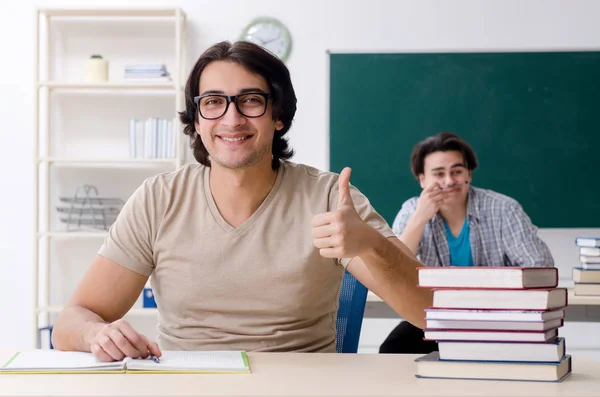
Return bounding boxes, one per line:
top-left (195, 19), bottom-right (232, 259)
top-left (127, 351), bottom-right (248, 371)
top-left (1, 351), bottom-right (124, 371)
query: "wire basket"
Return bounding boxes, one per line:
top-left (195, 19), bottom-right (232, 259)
top-left (56, 185), bottom-right (124, 231)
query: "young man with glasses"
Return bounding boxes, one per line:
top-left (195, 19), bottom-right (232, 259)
top-left (379, 132), bottom-right (554, 355)
top-left (52, 41), bottom-right (433, 362)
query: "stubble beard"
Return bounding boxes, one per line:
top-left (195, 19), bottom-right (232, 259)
top-left (211, 140), bottom-right (272, 170)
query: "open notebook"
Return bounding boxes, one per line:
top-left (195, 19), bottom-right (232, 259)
top-left (0, 350), bottom-right (251, 374)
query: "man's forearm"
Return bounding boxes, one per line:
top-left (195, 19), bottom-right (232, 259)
top-left (399, 214), bottom-right (428, 255)
top-left (52, 306), bottom-right (107, 352)
top-left (359, 231), bottom-right (433, 328)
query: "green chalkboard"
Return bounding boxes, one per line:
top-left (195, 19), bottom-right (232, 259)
top-left (329, 51), bottom-right (600, 228)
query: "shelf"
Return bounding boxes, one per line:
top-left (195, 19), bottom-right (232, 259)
top-left (37, 306), bottom-right (158, 316)
top-left (38, 232), bottom-right (108, 239)
top-left (39, 8), bottom-right (184, 18)
top-left (39, 81), bottom-right (179, 91)
top-left (39, 157), bottom-right (178, 166)
top-left (33, 6), bottom-right (187, 349)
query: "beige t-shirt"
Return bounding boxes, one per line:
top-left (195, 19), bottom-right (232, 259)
top-left (98, 161), bottom-right (394, 352)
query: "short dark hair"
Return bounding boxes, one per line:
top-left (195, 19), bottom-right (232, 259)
top-left (178, 41), bottom-right (297, 170)
top-left (410, 132), bottom-right (478, 178)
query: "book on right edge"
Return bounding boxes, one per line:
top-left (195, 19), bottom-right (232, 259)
top-left (415, 351), bottom-right (572, 382)
top-left (417, 266), bottom-right (558, 289)
top-left (575, 237), bottom-right (600, 248)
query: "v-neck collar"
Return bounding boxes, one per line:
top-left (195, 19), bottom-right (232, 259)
top-left (203, 163), bottom-right (285, 237)
top-left (443, 218), bottom-right (468, 241)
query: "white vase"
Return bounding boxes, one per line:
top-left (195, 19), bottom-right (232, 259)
top-left (85, 56), bottom-right (108, 82)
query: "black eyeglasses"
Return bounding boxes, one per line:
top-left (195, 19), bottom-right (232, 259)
top-left (193, 92), bottom-right (271, 120)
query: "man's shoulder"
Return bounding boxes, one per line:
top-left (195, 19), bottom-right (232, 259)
top-left (282, 161), bottom-right (339, 187)
top-left (403, 195), bottom-right (420, 207)
top-left (143, 163), bottom-right (205, 192)
top-left (397, 195), bottom-right (419, 214)
top-left (472, 186), bottom-right (520, 210)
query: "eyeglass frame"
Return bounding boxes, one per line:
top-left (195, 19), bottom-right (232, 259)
top-left (193, 92), bottom-right (272, 120)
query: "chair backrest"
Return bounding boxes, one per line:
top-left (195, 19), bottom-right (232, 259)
top-left (335, 269), bottom-right (368, 353)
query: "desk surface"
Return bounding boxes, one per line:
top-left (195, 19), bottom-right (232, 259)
top-left (1, 351), bottom-right (599, 397)
top-left (366, 289), bottom-right (600, 306)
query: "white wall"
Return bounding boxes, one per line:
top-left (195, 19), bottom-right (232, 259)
top-left (2, 0), bottom-right (600, 349)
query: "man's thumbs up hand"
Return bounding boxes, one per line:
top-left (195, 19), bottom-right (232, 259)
top-left (311, 167), bottom-right (374, 259)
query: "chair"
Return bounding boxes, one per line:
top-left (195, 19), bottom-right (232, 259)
top-left (336, 269), bottom-right (369, 353)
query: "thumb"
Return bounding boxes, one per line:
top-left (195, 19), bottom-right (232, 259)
top-left (337, 167), bottom-right (354, 208)
top-left (142, 335), bottom-right (162, 358)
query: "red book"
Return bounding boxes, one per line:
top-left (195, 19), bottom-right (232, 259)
top-left (418, 266), bottom-right (558, 289)
top-left (431, 288), bottom-right (567, 310)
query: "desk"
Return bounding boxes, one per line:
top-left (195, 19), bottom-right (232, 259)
top-left (1, 351), bottom-right (599, 397)
top-left (365, 289), bottom-right (600, 322)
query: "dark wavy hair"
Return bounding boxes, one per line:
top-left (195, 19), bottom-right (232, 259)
top-left (410, 132), bottom-right (479, 178)
top-left (178, 41), bottom-right (297, 170)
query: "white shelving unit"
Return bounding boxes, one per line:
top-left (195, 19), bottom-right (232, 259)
top-left (33, 8), bottom-right (187, 348)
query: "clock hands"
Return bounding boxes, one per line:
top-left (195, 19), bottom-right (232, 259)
top-left (262, 37), bottom-right (281, 45)
top-left (246, 35), bottom-right (266, 45)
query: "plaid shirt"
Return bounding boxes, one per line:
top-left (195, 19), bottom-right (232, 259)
top-left (392, 186), bottom-right (554, 267)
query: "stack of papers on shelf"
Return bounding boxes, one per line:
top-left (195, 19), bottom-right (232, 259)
top-left (124, 64), bottom-right (171, 81)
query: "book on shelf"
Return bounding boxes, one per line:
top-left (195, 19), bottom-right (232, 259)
top-left (575, 237), bottom-right (600, 248)
top-left (572, 267), bottom-right (600, 283)
top-left (423, 327), bottom-right (559, 342)
top-left (417, 266), bottom-right (558, 289)
top-left (0, 350), bottom-right (250, 374)
top-left (437, 337), bottom-right (566, 362)
top-left (424, 308), bottom-right (565, 322)
top-left (425, 318), bottom-right (563, 331)
top-left (415, 351), bottom-right (571, 382)
top-left (129, 118), bottom-right (175, 159)
top-left (431, 288), bottom-right (567, 310)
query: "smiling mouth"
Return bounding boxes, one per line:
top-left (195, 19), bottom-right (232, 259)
top-left (218, 135), bottom-right (253, 142)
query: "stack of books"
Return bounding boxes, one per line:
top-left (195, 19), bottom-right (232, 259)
top-left (124, 64), bottom-right (171, 81)
top-left (574, 237), bottom-right (600, 296)
top-left (414, 266), bottom-right (572, 382)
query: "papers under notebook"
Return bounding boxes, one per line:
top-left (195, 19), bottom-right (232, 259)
top-left (0, 350), bottom-right (251, 374)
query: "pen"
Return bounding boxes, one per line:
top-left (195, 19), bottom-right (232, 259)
top-left (441, 181), bottom-right (469, 191)
top-left (149, 355), bottom-right (160, 364)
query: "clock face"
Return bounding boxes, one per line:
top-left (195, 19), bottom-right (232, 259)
top-left (241, 17), bottom-right (292, 61)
